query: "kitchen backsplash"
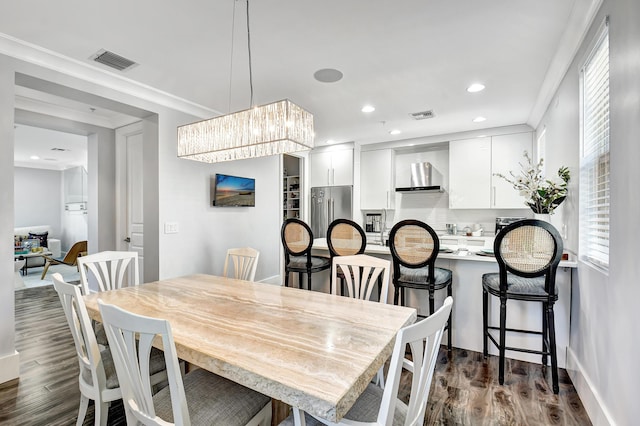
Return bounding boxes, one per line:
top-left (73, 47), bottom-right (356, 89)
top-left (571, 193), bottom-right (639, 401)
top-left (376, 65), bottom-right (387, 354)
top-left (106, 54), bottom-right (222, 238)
top-left (375, 190), bottom-right (532, 236)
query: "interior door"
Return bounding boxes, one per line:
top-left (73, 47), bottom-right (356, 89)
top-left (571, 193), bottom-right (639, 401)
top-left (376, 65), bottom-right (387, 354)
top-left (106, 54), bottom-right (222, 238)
top-left (116, 122), bottom-right (144, 283)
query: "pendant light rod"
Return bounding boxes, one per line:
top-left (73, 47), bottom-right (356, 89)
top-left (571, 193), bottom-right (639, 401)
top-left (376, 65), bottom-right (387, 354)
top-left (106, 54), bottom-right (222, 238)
top-left (245, 0), bottom-right (254, 107)
top-left (176, 0), bottom-right (314, 164)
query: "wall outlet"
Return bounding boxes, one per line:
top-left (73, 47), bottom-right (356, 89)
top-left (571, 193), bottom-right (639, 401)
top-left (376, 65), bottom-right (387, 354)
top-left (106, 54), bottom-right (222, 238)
top-left (164, 222), bottom-right (179, 234)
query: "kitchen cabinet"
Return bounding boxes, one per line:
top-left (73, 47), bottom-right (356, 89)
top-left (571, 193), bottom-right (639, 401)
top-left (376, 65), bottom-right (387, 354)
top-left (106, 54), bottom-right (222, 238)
top-left (309, 148), bottom-right (353, 187)
top-left (449, 132), bottom-right (532, 209)
top-left (449, 138), bottom-right (491, 208)
top-left (491, 132), bottom-right (532, 208)
top-left (360, 149), bottom-right (395, 209)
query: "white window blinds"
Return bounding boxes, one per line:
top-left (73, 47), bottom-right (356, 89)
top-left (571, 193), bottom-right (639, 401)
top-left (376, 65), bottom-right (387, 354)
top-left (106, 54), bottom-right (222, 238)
top-left (580, 26), bottom-right (610, 270)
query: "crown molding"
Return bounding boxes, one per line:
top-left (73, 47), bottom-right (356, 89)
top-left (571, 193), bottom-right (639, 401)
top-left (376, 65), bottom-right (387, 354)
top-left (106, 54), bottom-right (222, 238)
top-left (0, 32), bottom-right (218, 120)
top-left (527, 0), bottom-right (604, 129)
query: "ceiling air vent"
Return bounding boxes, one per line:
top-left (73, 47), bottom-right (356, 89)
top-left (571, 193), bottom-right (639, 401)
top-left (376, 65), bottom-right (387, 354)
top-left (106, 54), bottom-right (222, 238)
top-left (90, 49), bottom-right (138, 72)
top-left (51, 147), bottom-right (69, 152)
top-left (410, 110), bottom-right (435, 120)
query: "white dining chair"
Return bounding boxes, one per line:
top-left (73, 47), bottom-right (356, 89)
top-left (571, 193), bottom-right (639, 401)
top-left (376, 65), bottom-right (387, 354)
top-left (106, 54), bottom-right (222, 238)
top-left (98, 300), bottom-right (272, 426)
top-left (331, 254), bottom-right (390, 303)
top-left (279, 297), bottom-right (453, 426)
top-left (78, 250), bottom-right (139, 294)
top-left (332, 254), bottom-right (391, 387)
top-left (223, 247), bottom-right (260, 281)
top-left (52, 273), bottom-right (168, 426)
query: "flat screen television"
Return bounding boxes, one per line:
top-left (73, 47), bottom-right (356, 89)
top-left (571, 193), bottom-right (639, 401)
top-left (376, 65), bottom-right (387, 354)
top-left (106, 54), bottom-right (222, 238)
top-left (212, 173), bottom-right (256, 207)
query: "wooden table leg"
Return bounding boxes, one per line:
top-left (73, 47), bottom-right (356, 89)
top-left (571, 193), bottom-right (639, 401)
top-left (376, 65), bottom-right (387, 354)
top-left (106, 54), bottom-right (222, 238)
top-left (272, 399), bottom-right (291, 425)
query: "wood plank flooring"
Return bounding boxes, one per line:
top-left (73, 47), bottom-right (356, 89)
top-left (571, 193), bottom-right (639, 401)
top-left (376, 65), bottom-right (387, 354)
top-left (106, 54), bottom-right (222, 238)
top-left (0, 285), bottom-right (591, 425)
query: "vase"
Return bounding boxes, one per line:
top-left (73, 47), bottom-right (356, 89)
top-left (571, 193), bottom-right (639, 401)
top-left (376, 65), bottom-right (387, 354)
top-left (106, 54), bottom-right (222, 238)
top-left (533, 213), bottom-right (551, 223)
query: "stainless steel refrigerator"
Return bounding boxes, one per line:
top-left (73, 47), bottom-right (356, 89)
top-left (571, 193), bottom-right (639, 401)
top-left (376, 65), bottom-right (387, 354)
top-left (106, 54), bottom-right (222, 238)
top-left (310, 185), bottom-right (353, 238)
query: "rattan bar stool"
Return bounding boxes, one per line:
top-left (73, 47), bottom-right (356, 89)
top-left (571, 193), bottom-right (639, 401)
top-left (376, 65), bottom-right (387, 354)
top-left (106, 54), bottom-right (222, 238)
top-left (389, 219), bottom-right (453, 351)
top-left (326, 219), bottom-right (367, 296)
top-left (482, 219), bottom-right (563, 393)
top-left (281, 218), bottom-right (331, 290)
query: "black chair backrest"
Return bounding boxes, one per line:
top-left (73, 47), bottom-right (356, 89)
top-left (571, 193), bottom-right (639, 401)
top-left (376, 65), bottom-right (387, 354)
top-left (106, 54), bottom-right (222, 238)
top-left (327, 219), bottom-right (367, 258)
top-left (281, 218), bottom-right (314, 265)
top-left (388, 220), bottom-right (440, 281)
top-left (493, 219), bottom-right (563, 294)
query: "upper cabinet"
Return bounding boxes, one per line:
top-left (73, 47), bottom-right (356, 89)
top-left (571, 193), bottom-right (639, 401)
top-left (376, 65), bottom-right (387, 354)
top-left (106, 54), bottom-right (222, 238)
top-left (449, 138), bottom-right (492, 209)
top-left (360, 149), bottom-right (395, 210)
top-left (64, 166), bottom-right (88, 204)
top-left (491, 133), bottom-right (532, 208)
top-left (449, 132), bottom-right (532, 209)
top-left (309, 148), bottom-right (353, 187)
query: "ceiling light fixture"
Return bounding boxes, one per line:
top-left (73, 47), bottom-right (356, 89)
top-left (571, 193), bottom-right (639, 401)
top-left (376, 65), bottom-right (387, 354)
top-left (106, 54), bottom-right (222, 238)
top-left (473, 116), bottom-right (487, 123)
top-left (467, 83), bottom-right (485, 93)
top-left (361, 105), bottom-right (375, 113)
top-left (177, 0), bottom-right (313, 164)
top-left (389, 129), bottom-right (402, 135)
top-left (30, 155), bottom-right (40, 160)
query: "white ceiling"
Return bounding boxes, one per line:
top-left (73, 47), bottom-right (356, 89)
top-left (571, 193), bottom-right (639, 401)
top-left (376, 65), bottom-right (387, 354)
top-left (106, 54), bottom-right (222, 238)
top-left (3, 0), bottom-right (595, 156)
top-left (14, 124), bottom-right (88, 171)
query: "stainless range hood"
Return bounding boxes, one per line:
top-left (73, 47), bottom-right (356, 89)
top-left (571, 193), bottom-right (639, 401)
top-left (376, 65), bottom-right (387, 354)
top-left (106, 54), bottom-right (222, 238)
top-left (396, 162), bottom-right (444, 193)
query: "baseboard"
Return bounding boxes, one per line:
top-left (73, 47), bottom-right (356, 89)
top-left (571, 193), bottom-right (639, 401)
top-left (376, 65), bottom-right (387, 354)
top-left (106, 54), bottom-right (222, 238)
top-left (566, 347), bottom-right (615, 425)
top-left (0, 351), bottom-right (20, 384)
top-left (258, 275), bottom-right (282, 286)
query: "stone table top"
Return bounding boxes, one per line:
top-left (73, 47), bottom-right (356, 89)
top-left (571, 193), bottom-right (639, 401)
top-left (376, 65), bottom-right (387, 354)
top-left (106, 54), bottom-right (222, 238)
top-left (83, 274), bottom-right (416, 422)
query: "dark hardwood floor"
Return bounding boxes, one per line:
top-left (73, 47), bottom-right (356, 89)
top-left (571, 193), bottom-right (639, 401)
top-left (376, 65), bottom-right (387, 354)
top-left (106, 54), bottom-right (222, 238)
top-left (0, 286), bottom-right (591, 425)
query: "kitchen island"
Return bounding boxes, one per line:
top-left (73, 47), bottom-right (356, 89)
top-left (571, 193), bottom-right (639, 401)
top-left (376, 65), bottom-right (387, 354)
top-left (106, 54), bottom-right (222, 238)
top-left (311, 237), bottom-right (577, 367)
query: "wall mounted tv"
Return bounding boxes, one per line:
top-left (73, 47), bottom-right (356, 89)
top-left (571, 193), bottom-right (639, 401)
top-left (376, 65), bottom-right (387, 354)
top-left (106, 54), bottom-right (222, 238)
top-left (212, 173), bottom-right (256, 207)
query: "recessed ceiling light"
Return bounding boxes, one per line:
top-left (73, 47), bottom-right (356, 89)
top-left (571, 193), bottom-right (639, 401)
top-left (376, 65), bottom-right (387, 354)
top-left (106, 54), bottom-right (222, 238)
top-left (361, 105), bottom-right (375, 113)
top-left (473, 116), bottom-right (487, 123)
top-left (314, 68), bottom-right (344, 83)
top-left (30, 155), bottom-right (40, 160)
top-left (467, 83), bottom-right (485, 93)
top-left (326, 139), bottom-right (336, 145)
top-left (389, 129), bottom-right (402, 135)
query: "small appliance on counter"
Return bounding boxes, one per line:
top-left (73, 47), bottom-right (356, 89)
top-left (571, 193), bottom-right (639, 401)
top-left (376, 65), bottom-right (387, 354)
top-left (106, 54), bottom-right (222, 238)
top-left (495, 217), bottom-right (526, 234)
top-left (365, 213), bottom-right (382, 232)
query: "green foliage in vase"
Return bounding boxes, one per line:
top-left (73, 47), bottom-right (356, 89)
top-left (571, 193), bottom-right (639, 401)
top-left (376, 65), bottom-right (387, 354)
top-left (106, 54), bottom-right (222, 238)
top-left (494, 151), bottom-right (570, 214)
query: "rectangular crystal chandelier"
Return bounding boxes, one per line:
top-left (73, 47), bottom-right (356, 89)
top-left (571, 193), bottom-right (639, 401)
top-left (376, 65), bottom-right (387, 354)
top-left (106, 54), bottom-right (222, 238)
top-left (177, 99), bottom-right (314, 163)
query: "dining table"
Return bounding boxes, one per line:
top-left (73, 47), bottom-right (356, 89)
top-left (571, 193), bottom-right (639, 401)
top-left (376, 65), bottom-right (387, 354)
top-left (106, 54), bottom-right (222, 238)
top-left (82, 274), bottom-right (417, 424)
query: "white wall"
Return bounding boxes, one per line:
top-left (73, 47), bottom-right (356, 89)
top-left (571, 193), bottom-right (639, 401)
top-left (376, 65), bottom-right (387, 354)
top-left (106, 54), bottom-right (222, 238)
top-left (0, 54), bottom-right (19, 383)
top-left (1, 50), bottom-right (286, 385)
top-left (157, 135), bottom-right (283, 282)
top-left (535, 0), bottom-right (640, 424)
top-left (13, 167), bottom-right (62, 236)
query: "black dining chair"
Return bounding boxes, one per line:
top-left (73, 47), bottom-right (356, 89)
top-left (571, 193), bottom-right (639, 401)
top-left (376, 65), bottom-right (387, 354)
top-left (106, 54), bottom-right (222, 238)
top-left (326, 219), bottom-right (367, 295)
top-left (389, 219), bottom-right (453, 351)
top-left (482, 219), bottom-right (563, 393)
top-left (281, 218), bottom-right (331, 290)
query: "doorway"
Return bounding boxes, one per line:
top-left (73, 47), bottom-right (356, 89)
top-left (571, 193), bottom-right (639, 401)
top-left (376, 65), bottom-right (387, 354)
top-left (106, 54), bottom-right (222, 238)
top-left (13, 124), bottom-right (88, 289)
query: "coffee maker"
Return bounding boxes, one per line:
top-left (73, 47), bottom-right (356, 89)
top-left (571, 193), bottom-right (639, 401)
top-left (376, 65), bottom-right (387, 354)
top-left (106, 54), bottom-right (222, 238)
top-left (495, 217), bottom-right (526, 234)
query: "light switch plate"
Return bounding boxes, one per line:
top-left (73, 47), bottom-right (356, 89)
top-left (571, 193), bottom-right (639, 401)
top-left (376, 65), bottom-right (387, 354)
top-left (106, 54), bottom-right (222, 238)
top-left (164, 222), bottom-right (179, 234)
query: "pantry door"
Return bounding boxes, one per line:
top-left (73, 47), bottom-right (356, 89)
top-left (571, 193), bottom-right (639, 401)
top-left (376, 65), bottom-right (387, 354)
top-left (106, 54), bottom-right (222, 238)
top-left (116, 121), bottom-right (144, 283)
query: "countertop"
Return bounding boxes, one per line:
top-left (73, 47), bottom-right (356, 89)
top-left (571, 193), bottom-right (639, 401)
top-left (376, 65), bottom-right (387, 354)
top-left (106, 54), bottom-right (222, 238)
top-left (312, 238), bottom-right (578, 268)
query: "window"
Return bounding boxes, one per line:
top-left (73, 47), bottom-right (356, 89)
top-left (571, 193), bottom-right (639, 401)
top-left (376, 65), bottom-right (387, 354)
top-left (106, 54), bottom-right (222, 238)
top-left (580, 22), bottom-right (610, 270)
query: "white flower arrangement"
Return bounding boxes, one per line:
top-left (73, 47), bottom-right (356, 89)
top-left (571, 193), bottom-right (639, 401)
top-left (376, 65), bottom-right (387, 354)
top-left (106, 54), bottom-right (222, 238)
top-left (494, 151), bottom-right (570, 214)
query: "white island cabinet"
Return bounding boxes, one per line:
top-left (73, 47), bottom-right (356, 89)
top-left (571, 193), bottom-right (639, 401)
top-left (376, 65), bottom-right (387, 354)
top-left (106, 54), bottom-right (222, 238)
top-left (309, 148), bottom-right (353, 187)
top-left (449, 132), bottom-right (532, 209)
top-left (311, 237), bottom-right (576, 368)
top-left (360, 149), bottom-right (395, 210)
